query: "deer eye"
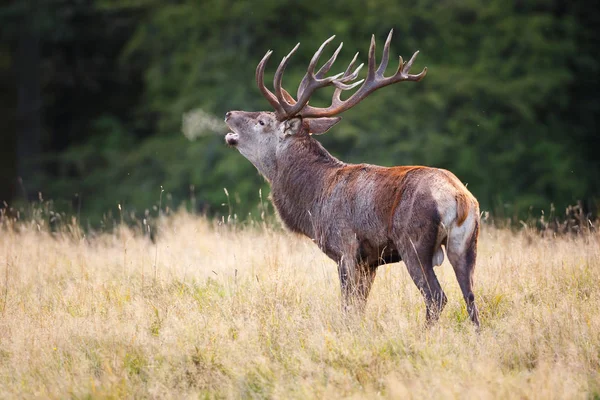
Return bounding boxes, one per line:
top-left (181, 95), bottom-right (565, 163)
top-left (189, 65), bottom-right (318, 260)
top-left (258, 120), bottom-right (265, 126)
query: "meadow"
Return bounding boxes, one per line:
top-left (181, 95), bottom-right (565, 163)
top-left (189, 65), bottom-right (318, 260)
top-left (0, 211), bottom-right (599, 399)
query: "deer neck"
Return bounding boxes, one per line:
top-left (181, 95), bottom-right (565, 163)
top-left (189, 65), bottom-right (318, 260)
top-left (270, 136), bottom-right (342, 237)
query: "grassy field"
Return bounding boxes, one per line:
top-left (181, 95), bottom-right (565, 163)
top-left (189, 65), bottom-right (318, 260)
top-left (0, 212), bottom-right (599, 399)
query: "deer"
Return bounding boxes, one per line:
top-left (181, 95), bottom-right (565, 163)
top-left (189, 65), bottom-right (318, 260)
top-left (224, 30), bottom-right (481, 327)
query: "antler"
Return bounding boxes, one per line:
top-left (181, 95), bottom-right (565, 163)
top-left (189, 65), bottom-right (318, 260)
top-left (255, 30), bottom-right (427, 121)
top-left (255, 50), bottom-right (285, 116)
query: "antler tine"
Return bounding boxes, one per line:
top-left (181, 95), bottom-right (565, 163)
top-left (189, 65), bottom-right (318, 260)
top-left (334, 63), bottom-right (364, 89)
top-left (404, 51), bottom-right (426, 79)
top-left (333, 78), bottom-right (365, 91)
top-left (346, 52), bottom-right (359, 75)
top-left (340, 52), bottom-right (363, 81)
top-left (376, 29), bottom-right (393, 76)
top-left (391, 50), bottom-right (427, 81)
top-left (414, 66), bottom-right (428, 81)
top-left (280, 88), bottom-right (297, 104)
top-left (332, 52), bottom-right (361, 104)
top-left (273, 43), bottom-right (301, 114)
top-left (256, 50), bottom-right (285, 115)
top-left (367, 34), bottom-right (377, 79)
top-left (331, 78), bottom-right (364, 107)
top-left (347, 63), bottom-right (364, 80)
top-left (395, 55), bottom-right (404, 75)
top-left (404, 50), bottom-right (419, 73)
top-left (315, 42), bottom-right (344, 79)
top-left (308, 35), bottom-right (337, 75)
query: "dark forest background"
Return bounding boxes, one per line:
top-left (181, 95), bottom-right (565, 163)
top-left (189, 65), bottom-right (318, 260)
top-left (1, 0), bottom-right (599, 224)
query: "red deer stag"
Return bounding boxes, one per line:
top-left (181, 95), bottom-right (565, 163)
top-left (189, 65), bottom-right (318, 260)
top-left (225, 30), bottom-right (480, 326)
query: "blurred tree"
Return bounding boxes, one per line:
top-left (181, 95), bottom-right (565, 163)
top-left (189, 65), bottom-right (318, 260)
top-left (0, 0), bottom-right (598, 221)
top-left (0, 0), bottom-right (147, 212)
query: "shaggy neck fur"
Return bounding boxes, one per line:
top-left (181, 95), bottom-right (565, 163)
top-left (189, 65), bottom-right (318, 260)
top-left (271, 135), bottom-right (343, 238)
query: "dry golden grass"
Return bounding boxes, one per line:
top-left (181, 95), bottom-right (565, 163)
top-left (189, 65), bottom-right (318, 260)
top-left (0, 212), bottom-right (599, 399)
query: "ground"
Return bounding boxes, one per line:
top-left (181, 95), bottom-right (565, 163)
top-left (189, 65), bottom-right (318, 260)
top-left (0, 212), bottom-right (599, 399)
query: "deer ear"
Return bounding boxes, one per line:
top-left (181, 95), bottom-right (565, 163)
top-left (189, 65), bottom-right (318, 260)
top-left (283, 117), bottom-right (303, 136)
top-left (306, 117), bottom-right (342, 135)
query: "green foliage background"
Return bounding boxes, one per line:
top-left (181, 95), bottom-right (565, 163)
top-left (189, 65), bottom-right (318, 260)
top-left (1, 0), bottom-right (598, 221)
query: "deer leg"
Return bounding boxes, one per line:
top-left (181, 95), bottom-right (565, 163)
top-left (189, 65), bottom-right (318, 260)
top-left (402, 251), bottom-right (447, 325)
top-left (447, 226), bottom-right (480, 328)
top-left (352, 263), bottom-right (377, 313)
top-left (337, 255), bottom-right (377, 313)
top-left (337, 256), bottom-right (355, 313)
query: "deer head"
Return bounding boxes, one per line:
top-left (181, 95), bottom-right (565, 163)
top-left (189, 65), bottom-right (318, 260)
top-left (224, 30), bottom-right (427, 180)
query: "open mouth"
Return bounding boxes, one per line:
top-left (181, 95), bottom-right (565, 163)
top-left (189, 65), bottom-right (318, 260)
top-left (224, 118), bottom-right (239, 146)
top-left (225, 132), bottom-right (239, 146)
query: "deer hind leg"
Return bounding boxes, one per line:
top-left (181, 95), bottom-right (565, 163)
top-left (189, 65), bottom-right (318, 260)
top-left (447, 221), bottom-right (480, 328)
top-left (402, 245), bottom-right (447, 325)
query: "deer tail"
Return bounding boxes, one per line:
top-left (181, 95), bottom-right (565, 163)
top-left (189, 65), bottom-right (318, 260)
top-left (456, 192), bottom-right (471, 227)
